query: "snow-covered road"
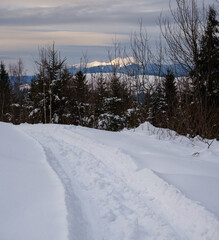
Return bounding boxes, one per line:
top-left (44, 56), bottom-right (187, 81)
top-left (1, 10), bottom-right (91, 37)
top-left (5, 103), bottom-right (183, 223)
top-left (16, 123), bottom-right (219, 240)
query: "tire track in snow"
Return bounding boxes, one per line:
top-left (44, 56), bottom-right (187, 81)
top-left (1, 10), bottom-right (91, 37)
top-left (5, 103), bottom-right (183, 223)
top-left (18, 126), bottom-right (94, 240)
top-left (42, 147), bottom-right (93, 240)
top-left (20, 124), bottom-right (219, 240)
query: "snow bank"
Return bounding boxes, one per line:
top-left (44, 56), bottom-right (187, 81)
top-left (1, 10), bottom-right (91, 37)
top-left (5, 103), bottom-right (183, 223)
top-left (0, 122), bottom-right (68, 240)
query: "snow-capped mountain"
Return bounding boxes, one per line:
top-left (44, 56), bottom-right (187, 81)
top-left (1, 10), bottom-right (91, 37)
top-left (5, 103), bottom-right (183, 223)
top-left (70, 57), bottom-right (136, 69)
top-left (68, 57), bottom-right (187, 76)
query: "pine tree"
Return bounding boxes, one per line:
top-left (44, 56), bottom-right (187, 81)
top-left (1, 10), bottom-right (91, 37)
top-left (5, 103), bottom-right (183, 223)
top-left (29, 44), bottom-right (66, 123)
top-left (29, 75), bottom-right (46, 123)
top-left (94, 74), bottom-right (109, 128)
top-left (198, 6), bottom-right (219, 106)
top-left (148, 82), bottom-right (166, 127)
top-left (61, 71), bottom-right (78, 124)
top-left (100, 73), bottom-right (132, 131)
top-left (73, 70), bottom-right (90, 126)
top-left (45, 43), bottom-right (66, 123)
top-left (52, 67), bottom-right (70, 123)
top-left (163, 69), bottom-right (177, 128)
top-left (109, 74), bottom-right (123, 116)
top-left (0, 62), bottom-right (12, 122)
top-left (194, 6), bottom-right (219, 138)
top-left (74, 71), bottom-right (88, 103)
top-left (0, 62), bottom-right (13, 122)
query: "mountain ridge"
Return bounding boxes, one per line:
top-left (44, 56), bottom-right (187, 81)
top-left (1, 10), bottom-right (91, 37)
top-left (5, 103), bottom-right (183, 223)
top-left (68, 57), bottom-right (187, 76)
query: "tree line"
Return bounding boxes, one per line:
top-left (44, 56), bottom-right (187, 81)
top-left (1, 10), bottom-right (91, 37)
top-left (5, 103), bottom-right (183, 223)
top-left (0, 0), bottom-right (218, 139)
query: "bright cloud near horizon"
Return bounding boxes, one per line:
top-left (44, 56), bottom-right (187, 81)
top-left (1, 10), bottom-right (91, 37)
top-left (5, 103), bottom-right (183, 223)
top-left (0, 0), bottom-right (215, 74)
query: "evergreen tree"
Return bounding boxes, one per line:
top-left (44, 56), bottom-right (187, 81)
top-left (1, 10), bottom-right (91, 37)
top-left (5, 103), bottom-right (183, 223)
top-left (148, 82), bottom-right (166, 127)
top-left (109, 74), bottom-right (124, 116)
top-left (100, 74), bottom-right (132, 131)
top-left (190, 6), bottom-right (219, 138)
top-left (29, 75), bottom-right (46, 123)
top-left (0, 62), bottom-right (12, 122)
top-left (94, 74), bottom-right (109, 128)
top-left (55, 67), bottom-right (78, 124)
top-left (29, 44), bottom-right (66, 123)
top-left (163, 70), bottom-right (177, 128)
top-left (198, 6), bottom-right (219, 106)
top-left (52, 67), bottom-right (71, 123)
top-left (74, 71), bottom-right (88, 104)
top-left (11, 88), bottom-right (30, 124)
top-left (45, 44), bottom-right (66, 123)
top-left (73, 70), bottom-right (90, 126)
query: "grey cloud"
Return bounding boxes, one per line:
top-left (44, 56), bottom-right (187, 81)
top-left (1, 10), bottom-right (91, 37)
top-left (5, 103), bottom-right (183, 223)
top-left (0, 1), bottom-right (168, 28)
top-left (0, 0), bottom-right (212, 28)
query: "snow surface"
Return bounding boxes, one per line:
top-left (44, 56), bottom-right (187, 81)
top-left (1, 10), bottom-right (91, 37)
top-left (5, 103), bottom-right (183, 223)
top-left (1, 122), bottom-right (219, 240)
top-left (0, 122), bottom-right (68, 240)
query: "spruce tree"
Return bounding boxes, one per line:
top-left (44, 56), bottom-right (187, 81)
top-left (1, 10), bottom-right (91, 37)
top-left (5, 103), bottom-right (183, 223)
top-left (56, 67), bottom-right (78, 124)
top-left (0, 62), bottom-right (12, 122)
top-left (198, 6), bottom-right (219, 105)
top-left (94, 74), bottom-right (109, 128)
top-left (29, 44), bottom-right (66, 123)
top-left (149, 82), bottom-right (166, 127)
top-left (73, 70), bottom-right (90, 126)
top-left (101, 74), bottom-right (132, 131)
top-left (196, 6), bottom-right (219, 138)
top-left (163, 69), bottom-right (177, 128)
top-left (109, 74), bottom-right (123, 116)
top-left (52, 67), bottom-right (70, 123)
top-left (29, 75), bottom-right (46, 123)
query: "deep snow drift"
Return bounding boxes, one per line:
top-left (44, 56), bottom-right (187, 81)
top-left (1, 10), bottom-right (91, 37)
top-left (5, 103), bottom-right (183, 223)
top-left (1, 122), bottom-right (219, 240)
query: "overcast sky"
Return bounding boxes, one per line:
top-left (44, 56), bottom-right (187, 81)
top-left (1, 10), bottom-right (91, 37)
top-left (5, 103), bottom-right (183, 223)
top-left (0, 0), bottom-right (216, 74)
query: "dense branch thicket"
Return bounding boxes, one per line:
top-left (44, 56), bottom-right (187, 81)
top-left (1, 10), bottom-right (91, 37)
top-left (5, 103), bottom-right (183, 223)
top-left (0, 0), bottom-right (218, 139)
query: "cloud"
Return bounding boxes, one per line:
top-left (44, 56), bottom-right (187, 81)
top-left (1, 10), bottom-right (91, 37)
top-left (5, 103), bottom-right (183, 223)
top-left (0, 0), bottom-right (167, 8)
top-left (0, 26), bottom-right (129, 50)
top-left (0, 1), bottom-right (168, 28)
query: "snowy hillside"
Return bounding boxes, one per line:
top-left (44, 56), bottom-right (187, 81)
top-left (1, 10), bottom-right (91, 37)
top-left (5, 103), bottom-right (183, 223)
top-left (1, 122), bottom-right (219, 240)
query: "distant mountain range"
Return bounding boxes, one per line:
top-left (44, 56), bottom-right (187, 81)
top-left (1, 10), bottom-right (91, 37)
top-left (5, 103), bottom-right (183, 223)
top-left (68, 57), bottom-right (187, 77)
top-left (21, 58), bottom-right (188, 83)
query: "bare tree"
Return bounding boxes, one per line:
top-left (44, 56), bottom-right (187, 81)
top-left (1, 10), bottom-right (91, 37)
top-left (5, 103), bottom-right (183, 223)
top-left (107, 36), bottom-right (123, 76)
top-left (130, 20), bottom-right (152, 92)
top-left (9, 58), bottom-right (26, 98)
top-left (159, 0), bottom-right (205, 75)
